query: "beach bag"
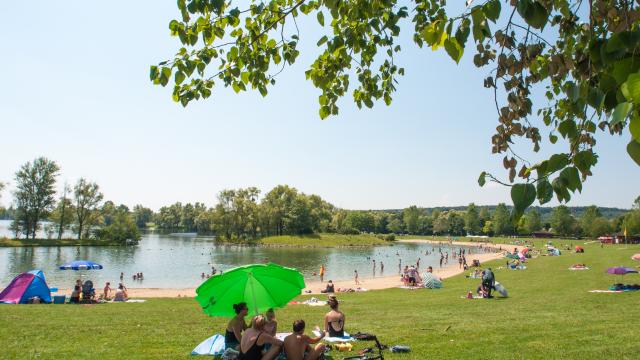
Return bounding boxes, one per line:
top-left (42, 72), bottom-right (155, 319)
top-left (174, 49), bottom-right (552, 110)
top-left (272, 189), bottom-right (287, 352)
top-left (353, 332), bottom-right (377, 341)
top-left (390, 345), bottom-right (411, 353)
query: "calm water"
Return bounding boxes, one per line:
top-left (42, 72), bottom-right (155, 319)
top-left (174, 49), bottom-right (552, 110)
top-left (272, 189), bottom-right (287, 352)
top-left (0, 220), bottom-right (479, 289)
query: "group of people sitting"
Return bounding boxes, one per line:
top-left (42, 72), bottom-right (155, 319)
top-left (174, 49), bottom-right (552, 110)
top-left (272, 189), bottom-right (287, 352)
top-left (68, 280), bottom-right (128, 303)
top-left (224, 295), bottom-right (345, 360)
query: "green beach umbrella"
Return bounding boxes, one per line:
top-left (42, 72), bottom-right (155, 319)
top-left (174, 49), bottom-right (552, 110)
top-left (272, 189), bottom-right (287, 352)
top-left (195, 263), bottom-right (305, 317)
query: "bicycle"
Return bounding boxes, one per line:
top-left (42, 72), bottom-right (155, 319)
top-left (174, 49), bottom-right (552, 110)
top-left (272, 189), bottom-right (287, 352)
top-left (341, 335), bottom-right (385, 360)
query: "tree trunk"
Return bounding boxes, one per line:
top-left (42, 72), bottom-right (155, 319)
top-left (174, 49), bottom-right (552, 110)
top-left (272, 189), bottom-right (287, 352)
top-left (58, 202), bottom-right (66, 240)
top-left (77, 219), bottom-right (83, 240)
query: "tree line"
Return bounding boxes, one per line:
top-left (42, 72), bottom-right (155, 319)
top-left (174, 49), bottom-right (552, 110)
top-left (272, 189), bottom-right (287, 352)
top-left (1, 157), bottom-right (639, 242)
top-left (0, 158), bottom-right (142, 243)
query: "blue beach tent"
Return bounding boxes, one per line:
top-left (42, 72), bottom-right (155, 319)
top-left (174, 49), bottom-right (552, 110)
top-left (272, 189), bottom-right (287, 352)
top-left (0, 270), bottom-right (52, 304)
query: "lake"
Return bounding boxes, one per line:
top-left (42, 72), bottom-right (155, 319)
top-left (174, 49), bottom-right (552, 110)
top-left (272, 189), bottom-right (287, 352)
top-left (0, 220), bottom-right (478, 289)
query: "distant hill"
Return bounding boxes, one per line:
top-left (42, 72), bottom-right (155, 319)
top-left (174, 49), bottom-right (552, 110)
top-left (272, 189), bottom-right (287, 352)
top-left (374, 206), bottom-right (630, 220)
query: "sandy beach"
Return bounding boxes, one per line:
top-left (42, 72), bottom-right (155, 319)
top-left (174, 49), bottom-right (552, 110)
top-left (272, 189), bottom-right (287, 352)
top-left (58, 239), bottom-right (516, 298)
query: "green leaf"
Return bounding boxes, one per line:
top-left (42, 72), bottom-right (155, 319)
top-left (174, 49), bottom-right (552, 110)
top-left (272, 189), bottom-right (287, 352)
top-left (319, 105), bottom-right (330, 119)
top-left (628, 139), bottom-right (640, 166)
top-left (552, 177), bottom-right (571, 203)
top-left (317, 11), bottom-right (324, 26)
top-left (241, 72), bottom-right (249, 84)
top-left (611, 102), bottom-right (632, 126)
top-left (478, 171), bottom-right (487, 187)
top-left (621, 72), bottom-right (640, 102)
top-left (150, 66), bottom-right (158, 80)
top-left (536, 178), bottom-right (553, 204)
top-left (630, 113), bottom-right (640, 140)
top-left (573, 151), bottom-right (598, 175)
top-left (317, 36), bottom-right (328, 46)
top-left (175, 71), bottom-right (186, 85)
top-left (517, 0), bottom-right (549, 29)
top-left (232, 82), bottom-right (241, 93)
top-left (558, 120), bottom-right (577, 138)
top-left (549, 134), bottom-right (558, 144)
top-left (444, 38), bottom-right (463, 63)
top-left (483, 0), bottom-right (501, 22)
top-left (559, 166), bottom-right (581, 192)
top-left (547, 153), bottom-right (569, 173)
top-left (511, 183), bottom-right (536, 220)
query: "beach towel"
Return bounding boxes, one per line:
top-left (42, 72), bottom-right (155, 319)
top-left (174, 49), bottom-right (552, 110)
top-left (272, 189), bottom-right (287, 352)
top-left (302, 297), bottom-right (327, 306)
top-left (568, 267), bottom-right (590, 270)
top-left (313, 330), bottom-right (353, 342)
top-left (398, 286), bottom-right (421, 290)
top-left (275, 333), bottom-right (291, 341)
top-left (588, 290), bottom-right (623, 293)
top-left (191, 333), bottom-right (225, 356)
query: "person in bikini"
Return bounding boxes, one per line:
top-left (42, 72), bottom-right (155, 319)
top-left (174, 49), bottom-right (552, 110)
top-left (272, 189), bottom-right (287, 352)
top-left (324, 296), bottom-right (345, 337)
top-left (239, 315), bottom-right (283, 360)
top-left (284, 320), bottom-right (326, 360)
top-left (226, 302), bottom-right (249, 350)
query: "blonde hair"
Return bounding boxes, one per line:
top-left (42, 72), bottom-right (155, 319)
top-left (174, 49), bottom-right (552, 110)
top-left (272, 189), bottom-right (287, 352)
top-left (251, 315), bottom-right (266, 330)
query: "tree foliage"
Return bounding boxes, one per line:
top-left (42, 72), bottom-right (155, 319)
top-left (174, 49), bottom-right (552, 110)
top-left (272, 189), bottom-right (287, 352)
top-left (153, 0), bottom-right (640, 220)
top-left (13, 157), bottom-right (60, 239)
top-left (73, 178), bottom-right (104, 239)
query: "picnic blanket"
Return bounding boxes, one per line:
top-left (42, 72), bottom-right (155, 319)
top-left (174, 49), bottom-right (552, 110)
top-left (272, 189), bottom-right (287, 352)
top-left (313, 330), bottom-right (353, 342)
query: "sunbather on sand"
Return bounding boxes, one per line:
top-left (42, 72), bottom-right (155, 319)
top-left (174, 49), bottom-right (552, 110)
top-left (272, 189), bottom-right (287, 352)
top-left (226, 302), bottom-right (249, 350)
top-left (239, 315), bottom-right (282, 360)
top-left (324, 296), bottom-right (345, 337)
top-left (284, 320), bottom-right (326, 360)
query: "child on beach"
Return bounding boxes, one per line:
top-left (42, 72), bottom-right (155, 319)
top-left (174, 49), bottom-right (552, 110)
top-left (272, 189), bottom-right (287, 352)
top-left (354, 270), bottom-right (360, 285)
top-left (103, 282), bottom-right (111, 299)
top-left (264, 308), bottom-right (278, 336)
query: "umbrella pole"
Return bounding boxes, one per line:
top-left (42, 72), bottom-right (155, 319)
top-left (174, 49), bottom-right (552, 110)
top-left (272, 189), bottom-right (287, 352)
top-left (248, 272), bottom-right (259, 316)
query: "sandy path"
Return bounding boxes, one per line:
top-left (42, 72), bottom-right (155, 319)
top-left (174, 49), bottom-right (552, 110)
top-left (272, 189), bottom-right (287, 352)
top-left (57, 239), bottom-right (516, 298)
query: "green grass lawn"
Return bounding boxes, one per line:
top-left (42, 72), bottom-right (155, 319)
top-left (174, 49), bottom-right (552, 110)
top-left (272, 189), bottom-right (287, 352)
top-left (1, 239), bottom-right (639, 359)
top-left (0, 237), bottom-right (124, 247)
top-left (258, 233), bottom-right (391, 247)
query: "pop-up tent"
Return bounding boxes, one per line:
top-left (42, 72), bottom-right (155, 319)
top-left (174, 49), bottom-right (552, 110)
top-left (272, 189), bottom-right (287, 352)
top-left (0, 270), bottom-right (52, 304)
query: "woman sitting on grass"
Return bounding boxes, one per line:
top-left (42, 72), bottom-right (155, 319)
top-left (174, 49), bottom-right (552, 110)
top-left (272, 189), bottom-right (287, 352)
top-left (69, 285), bottom-right (81, 304)
top-left (113, 284), bottom-right (128, 302)
top-left (226, 302), bottom-right (249, 350)
top-left (324, 295), bottom-right (345, 337)
top-left (239, 314), bottom-right (283, 360)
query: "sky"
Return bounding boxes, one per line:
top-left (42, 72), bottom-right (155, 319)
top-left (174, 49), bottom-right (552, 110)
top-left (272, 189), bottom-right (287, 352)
top-left (0, 1), bottom-right (638, 211)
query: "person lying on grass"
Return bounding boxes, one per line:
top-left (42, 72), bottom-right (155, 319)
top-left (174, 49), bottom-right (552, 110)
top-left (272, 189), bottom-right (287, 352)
top-left (226, 302), bottom-right (249, 350)
top-left (324, 296), bottom-right (345, 337)
top-left (284, 320), bottom-right (326, 360)
top-left (239, 314), bottom-right (283, 360)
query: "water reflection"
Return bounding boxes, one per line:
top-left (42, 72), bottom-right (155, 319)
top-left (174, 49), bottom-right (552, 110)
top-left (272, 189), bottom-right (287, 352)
top-left (1, 220), bottom-right (476, 289)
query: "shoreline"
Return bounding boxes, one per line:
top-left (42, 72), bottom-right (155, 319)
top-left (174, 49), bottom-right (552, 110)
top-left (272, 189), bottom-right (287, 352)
top-left (58, 239), bottom-right (513, 298)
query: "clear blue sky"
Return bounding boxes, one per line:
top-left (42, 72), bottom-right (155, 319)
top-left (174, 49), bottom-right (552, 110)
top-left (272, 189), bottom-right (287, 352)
top-left (0, 1), bottom-right (637, 211)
